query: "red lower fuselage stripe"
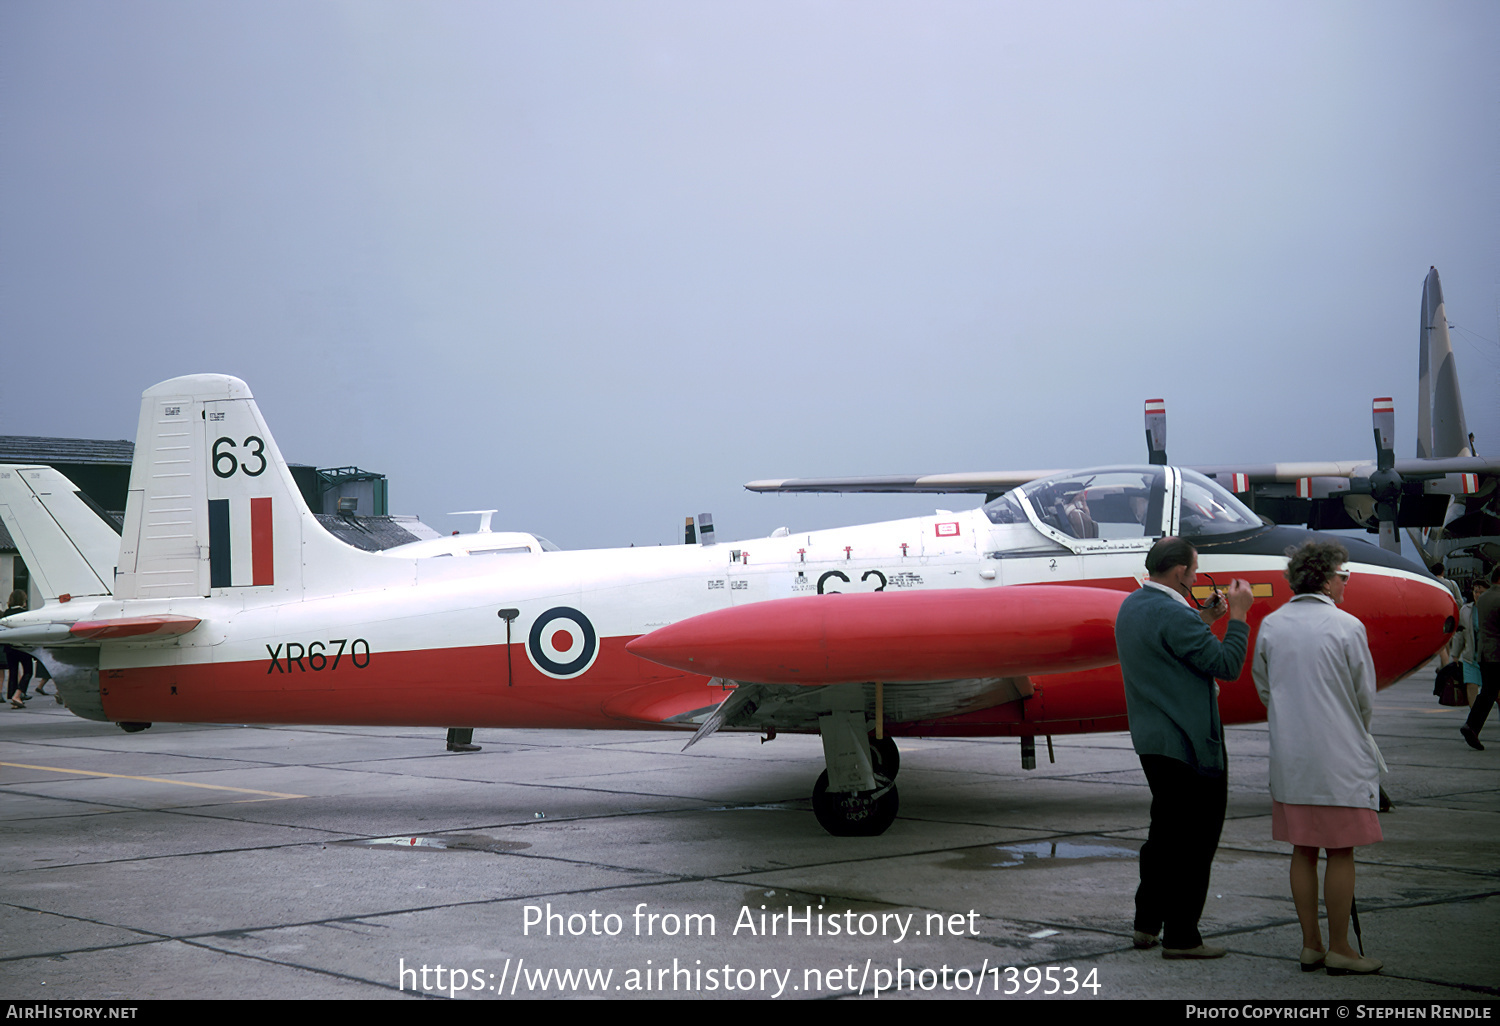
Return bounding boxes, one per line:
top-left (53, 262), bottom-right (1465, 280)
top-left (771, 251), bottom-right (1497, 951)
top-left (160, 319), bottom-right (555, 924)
top-left (96, 570), bottom-right (1452, 734)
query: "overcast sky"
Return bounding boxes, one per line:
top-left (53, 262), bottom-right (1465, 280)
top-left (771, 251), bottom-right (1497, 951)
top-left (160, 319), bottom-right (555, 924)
top-left (2, 1), bottom-right (1497, 549)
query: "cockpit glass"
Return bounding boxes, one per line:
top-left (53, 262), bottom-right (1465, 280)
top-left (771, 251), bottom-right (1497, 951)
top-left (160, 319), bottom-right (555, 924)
top-left (1176, 469), bottom-right (1261, 537)
top-left (982, 491), bottom-right (1028, 525)
top-left (1015, 467), bottom-right (1167, 540)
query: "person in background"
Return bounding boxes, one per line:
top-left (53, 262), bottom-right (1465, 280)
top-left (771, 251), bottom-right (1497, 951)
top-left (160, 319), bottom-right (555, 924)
top-left (1454, 578), bottom-right (1490, 708)
top-left (1431, 564), bottom-right (1462, 671)
top-left (3, 589), bottom-right (34, 708)
top-left (1460, 566), bottom-right (1500, 751)
top-left (1253, 541), bottom-right (1384, 975)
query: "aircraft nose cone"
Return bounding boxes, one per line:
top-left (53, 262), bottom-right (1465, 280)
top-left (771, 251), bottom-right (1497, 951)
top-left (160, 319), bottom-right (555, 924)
top-left (1345, 568), bottom-right (1457, 685)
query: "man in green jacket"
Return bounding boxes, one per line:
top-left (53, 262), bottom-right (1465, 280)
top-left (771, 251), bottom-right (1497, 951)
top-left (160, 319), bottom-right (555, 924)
top-left (1116, 537), bottom-right (1253, 959)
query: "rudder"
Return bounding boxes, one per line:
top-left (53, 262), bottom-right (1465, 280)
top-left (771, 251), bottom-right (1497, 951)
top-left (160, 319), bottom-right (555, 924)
top-left (115, 374), bottom-right (389, 600)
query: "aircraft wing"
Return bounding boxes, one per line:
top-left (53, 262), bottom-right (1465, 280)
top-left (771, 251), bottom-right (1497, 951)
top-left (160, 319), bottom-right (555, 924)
top-left (744, 469), bottom-right (1064, 495)
top-left (1188, 457), bottom-right (1500, 484)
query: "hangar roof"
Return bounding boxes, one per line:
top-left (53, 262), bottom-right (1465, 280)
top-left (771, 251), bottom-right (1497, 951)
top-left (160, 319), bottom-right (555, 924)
top-left (0, 436), bottom-right (134, 465)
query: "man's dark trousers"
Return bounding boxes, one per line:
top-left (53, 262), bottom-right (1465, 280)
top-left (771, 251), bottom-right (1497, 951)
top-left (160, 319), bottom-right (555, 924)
top-left (1135, 754), bottom-right (1228, 949)
top-left (1466, 662), bottom-right (1500, 735)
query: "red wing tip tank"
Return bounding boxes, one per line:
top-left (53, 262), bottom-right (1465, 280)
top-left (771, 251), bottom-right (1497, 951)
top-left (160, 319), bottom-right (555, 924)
top-left (625, 584), bottom-right (1126, 684)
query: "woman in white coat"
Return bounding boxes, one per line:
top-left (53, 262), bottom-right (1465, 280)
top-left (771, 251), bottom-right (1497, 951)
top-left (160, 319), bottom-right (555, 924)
top-left (1253, 541), bottom-right (1384, 976)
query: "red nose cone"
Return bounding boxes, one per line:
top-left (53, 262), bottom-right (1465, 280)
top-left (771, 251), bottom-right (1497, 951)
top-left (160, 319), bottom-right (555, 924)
top-left (626, 585), bottom-right (1126, 684)
top-left (1343, 571), bottom-right (1458, 686)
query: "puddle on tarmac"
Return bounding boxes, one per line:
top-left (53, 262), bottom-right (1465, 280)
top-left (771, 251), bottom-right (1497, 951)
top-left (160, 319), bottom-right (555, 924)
top-left (339, 833), bottom-right (531, 853)
top-left (945, 839), bottom-right (1138, 871)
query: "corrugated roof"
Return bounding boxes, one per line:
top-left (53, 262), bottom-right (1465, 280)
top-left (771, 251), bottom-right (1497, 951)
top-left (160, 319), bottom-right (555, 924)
top-left (0, 437), bottom-right (134, 464)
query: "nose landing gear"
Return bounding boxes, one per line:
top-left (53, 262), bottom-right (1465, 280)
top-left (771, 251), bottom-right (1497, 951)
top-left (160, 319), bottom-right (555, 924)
top-left (811, 768), bottom-right (899, 836)
top-left (811, 710), bottom-right (902, 836)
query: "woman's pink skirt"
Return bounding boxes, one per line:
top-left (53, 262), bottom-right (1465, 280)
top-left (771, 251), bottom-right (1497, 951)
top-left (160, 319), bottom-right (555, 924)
top-left (1272, 800), bottom-right (1382, 849)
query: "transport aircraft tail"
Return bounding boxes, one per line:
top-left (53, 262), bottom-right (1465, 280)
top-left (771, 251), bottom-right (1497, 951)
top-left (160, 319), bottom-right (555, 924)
top-left (1417, 266), bottom-right (1472, 461)
top-left (0, 465), bottom-right (120, 602)
top-left (1409, 267), bottom-right (1480, 564)
top-left (114, 374), bottom-right (395, 600)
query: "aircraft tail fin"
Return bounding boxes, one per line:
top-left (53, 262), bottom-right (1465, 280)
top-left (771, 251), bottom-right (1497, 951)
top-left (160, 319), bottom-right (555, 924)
top-left (115, 374), bottom-right (389, 600)
top-left (0, 465), bottom-right (119, 602)
top-left (1418, 267), bottom-right (1471, 459)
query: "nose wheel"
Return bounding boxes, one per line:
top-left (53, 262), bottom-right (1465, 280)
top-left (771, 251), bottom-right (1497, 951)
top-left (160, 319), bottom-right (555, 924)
top-left (811, 735), bottom-right (901, 836)
top-left (811, 770), bottom-right (900, 836)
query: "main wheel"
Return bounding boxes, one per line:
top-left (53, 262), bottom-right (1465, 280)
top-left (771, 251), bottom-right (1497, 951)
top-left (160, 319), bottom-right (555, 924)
top-left (869, 735), bottom-right (900, 780)
top-left (811, 770), bottom-right (899, 836)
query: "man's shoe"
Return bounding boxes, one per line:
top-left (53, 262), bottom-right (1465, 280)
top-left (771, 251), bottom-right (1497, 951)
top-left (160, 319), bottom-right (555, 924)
top-left (1460, 725), bottom-right (1484, 751)
top-left (447, 742), bottom-right (481, 753)
top-left (1299, 947), bottom-right (1326, 973)
top-left (1132, 931), bottom-right (1160, 950)
top-left (1163, 944), bottom-right (1228, 960)
top-left (1324, 951), bottom-right (1382, 976)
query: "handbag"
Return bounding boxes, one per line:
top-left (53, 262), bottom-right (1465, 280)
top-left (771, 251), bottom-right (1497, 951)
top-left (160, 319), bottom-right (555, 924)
top-left (1436, 661), bottom-right (1466, 706)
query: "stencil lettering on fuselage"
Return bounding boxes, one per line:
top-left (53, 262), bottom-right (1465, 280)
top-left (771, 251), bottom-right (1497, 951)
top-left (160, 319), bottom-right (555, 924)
top-left (789, 568), bottom-right (925, 595)
top-left (526, 606), bottom-right (599, 679)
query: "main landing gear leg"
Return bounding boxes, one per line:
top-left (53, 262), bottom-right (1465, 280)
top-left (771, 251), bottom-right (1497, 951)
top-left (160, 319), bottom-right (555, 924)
top-left (811, 697), bottom-right (899, 837)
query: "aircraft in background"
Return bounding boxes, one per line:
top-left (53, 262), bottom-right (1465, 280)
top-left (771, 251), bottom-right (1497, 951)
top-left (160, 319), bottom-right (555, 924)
top-left (751, 267), bottom-right (1500, 586)
top-left (0, 465), bottom-right (121, 603)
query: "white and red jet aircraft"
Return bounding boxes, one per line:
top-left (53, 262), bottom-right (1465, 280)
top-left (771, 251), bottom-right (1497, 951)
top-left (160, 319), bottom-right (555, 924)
top-left (0, 373), bottom-right (1458, 836)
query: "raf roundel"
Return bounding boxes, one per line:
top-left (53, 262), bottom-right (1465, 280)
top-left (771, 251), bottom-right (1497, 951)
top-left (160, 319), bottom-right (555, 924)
top-left (526, 606), bottom-right (599, 679)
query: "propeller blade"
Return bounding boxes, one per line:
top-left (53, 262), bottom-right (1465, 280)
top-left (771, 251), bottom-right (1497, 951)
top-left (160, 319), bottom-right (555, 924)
top-left (1370, 397), bottom-right (1402, 553)
top-left (1145, 399), bottom-right (1167, 465)
top-left (1373, 397), bottom-right (1396, 471)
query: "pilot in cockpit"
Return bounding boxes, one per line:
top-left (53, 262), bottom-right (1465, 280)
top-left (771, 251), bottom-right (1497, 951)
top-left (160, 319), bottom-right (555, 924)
top-left (1062, 489), bottom-right (1098, 539)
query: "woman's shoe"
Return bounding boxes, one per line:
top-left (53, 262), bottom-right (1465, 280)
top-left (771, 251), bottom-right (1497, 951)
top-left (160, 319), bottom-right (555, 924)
top-left (1325, 951), bottom-right (1382, 975)
top-left (1299, 948), bottom-right (1326, 972)
top-left (8, 693), bottom-right (23, 709)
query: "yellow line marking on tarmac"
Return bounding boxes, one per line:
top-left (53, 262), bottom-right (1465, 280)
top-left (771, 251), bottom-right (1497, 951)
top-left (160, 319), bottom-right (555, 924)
top-left (0, 762), bottom-right (307, 799)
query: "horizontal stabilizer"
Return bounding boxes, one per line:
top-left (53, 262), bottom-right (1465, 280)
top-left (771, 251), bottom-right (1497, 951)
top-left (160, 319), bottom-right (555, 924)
top-left (0, 621), bottom-right (76, 645)
top-left (626, 585), bottom-right (1125, 684)
top-left (68, 615), bottom-right (202, 641)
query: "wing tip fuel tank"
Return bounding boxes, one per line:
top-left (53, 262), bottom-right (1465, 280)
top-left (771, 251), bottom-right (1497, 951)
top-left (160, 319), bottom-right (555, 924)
top-left (626, 585), bottom-right (1126, 684)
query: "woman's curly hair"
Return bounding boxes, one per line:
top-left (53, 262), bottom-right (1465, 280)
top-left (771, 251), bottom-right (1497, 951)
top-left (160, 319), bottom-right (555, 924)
top-left (1285, 540), bottom-right (1349, 595)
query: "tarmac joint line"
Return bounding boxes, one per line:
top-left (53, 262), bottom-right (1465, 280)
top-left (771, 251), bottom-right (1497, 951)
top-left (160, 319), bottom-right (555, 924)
top-left (0, 761), bottom-right (307, 800)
